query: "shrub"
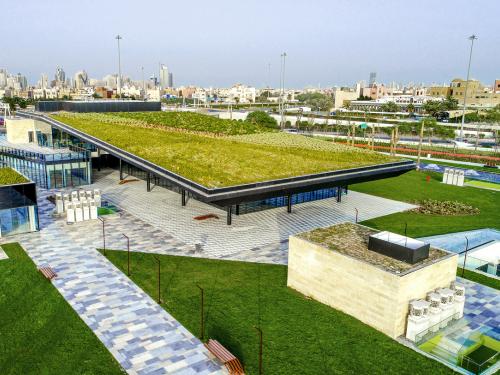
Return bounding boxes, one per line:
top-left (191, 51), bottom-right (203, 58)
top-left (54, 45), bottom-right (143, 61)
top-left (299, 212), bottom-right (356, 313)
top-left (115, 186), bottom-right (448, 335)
top-left (413, 199), bottom-right (480, 216)
top-left (245, 111), bottom-right (278, 129)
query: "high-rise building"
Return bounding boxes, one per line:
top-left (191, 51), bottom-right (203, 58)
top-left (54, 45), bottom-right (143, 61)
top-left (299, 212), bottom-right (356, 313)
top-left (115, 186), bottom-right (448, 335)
top-left (159, 64), bottom-right (169, 90)
top-left (168, 72), bottom-right (174, 88)
top-left (369, 72), bottom-right (377, 87)
top-left (55, 67), bottom-right (66, 87)
top-left (38, 73), bottom-right (48, 89)
top-left (0, 69), bottom-right (7, 88)
top-left (16, 73), bottom-right (28, 90)
top-left (74, 70), bottom-right (89, 89)
top-left (103, 74), bottom-right (118, 89)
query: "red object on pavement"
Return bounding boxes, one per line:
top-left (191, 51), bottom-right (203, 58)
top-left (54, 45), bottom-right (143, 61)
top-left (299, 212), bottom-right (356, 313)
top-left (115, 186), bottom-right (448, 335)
top-left (426, 175), bottom-right (431, 183)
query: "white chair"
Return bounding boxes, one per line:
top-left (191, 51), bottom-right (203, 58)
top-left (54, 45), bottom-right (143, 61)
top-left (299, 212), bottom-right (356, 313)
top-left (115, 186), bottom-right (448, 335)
top-left (89, 199), bottom-right (98, 220)
top-left (71, 191), bottom-right (78, 201)
top-left (78, 190), bottom-right (86, 201)
top-left (55, 193), bottom-right (64, 214)
top-left (442, 168), bottom-right (449, 184)
top-left (86, 190), bottom-right (93, 200)
top-left (451, 170), bottom-right (459, 186)
top-left (93, 189), bottom-right (101, 207)
top-left (82, 200), bottom-right (90, 221)
top-left (66, 202), bottom-right (75, 224)
top-left (74, 201), bottom-right (83, 222)
top-left (456, 171), bottom-right (465, 187)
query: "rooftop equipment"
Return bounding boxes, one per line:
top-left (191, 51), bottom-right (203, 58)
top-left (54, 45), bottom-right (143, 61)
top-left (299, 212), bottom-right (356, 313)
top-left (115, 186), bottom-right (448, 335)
top-left (368, 231), bottom-right (430, 264)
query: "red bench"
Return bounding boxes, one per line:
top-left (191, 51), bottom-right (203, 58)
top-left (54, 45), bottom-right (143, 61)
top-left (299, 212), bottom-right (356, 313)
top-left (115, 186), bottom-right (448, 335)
top-left (205, 339), bottom-right (244, 374)
top-left (39, 266), bottom-right (57, 280)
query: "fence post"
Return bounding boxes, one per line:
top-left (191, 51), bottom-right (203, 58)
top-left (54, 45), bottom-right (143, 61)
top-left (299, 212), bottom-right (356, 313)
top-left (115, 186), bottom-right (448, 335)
top-left (197, 285), bottom-right (204, 340)
top-left (254, 326), bottom-right (263, 375)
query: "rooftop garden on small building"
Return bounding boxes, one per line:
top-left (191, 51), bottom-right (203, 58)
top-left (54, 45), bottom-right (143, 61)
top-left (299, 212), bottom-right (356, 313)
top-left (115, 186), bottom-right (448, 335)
top-left (0, 167), bottom-right (29, 186)
top-left (49, 111), bottom-right (398, 188)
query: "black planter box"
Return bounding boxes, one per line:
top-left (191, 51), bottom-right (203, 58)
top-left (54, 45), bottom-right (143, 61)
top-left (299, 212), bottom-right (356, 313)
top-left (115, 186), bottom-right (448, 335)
top-left (368, 231), bottom-right (430, 264)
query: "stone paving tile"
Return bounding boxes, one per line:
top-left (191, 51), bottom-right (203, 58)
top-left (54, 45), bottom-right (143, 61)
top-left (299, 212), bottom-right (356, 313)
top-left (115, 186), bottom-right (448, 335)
top-left (91, 170), bottom-right (416, 264)
top-left (2, 192), bottom-right (226, 375)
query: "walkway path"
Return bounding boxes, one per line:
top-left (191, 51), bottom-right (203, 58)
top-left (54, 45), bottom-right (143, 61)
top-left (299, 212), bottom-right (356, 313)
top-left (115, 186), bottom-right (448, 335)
top-left (3, 194), bottom-right (225, 375)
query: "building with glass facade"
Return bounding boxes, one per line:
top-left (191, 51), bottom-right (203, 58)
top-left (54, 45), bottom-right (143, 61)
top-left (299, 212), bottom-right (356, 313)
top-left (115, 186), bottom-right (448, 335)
top-left (0, 178), bottom-right (39, 237)
top-left (1, 117), bottom-right (92, 189)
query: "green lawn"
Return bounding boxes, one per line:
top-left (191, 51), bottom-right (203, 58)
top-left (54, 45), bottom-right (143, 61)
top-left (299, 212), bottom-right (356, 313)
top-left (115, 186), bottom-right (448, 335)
top-left (465, 179), bottom-right (500, 191)
top-left (103, 250), bottom-right (454, 375)
top-left (352, 171), bottom-right (500, 238)
top-left (50, 112), bottom-right (395, 188)
top-left (0, 243), bottom-right (124, 375)
top-left (458, 268), bottom-right (500, 291)
top-left (0, 167), bottom-right (29, 185)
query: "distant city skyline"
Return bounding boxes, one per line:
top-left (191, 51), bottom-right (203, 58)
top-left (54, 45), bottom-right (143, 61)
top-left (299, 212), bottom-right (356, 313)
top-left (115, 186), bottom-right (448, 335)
top-left (1, 0), bottom-right (499, 88)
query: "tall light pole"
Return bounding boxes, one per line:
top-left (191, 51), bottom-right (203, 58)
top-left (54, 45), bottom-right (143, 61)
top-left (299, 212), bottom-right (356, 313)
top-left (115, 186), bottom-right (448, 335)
top-left (459, 35), bottom-right (478, 140)
top-left (280, 52), bottom-right (287, 128)
top-left (115, 35), bottom-right (123, 98)
top-left (141, 66), bottom-right (145, 100)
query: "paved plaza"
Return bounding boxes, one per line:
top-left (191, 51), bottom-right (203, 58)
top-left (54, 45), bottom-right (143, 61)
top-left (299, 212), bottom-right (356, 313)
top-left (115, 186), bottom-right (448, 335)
top-left (91, 170), bottom-right (416, 263)
top-left (0, 171), bottom-right (417, 374)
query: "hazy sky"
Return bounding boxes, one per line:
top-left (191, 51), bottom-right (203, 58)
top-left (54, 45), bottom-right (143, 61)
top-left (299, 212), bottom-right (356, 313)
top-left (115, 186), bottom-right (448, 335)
top-left (1, 0), bottom-right (499, 88)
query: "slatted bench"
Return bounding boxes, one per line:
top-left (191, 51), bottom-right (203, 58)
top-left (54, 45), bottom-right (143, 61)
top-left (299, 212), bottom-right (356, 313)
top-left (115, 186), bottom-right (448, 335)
top-left (39, 266), bottom-right (57, 280)
top-left (205, 339), bottom-right (244, 375)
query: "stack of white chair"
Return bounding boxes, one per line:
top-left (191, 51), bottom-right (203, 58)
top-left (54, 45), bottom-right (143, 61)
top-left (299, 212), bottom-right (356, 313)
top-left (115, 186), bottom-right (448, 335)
top-left (61, 189), bottom-right (102, 224)
top-left (443, 168), bottom-right (465, 187)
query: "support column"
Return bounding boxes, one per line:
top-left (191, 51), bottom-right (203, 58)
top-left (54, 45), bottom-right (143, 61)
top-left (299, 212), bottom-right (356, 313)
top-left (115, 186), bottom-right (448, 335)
top-left (147, 172), bottom-right (151, 192)
top-left (181, 189), bottom-right (186, 206)
top-left (97, 149), bottom-right (101, 171)
top-left (227, 206), bottom-right (232, 225)
top-left (345, 185), bottom-right (348, 194)
top-left (336, 186), bottom-right (342, 202)
top-left (235, 204), bottom-right (240, 216)
top-left (287, 194), bottom-right (292, 213)
top-left (119, 159), bottom-right (123, 180)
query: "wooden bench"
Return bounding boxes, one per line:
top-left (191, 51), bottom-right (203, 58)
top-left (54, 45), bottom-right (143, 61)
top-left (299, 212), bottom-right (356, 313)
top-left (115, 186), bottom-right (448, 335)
top-left (39, 266), bottom-right (57, 280)
top-left (205, 339), bottom-right (244, 374)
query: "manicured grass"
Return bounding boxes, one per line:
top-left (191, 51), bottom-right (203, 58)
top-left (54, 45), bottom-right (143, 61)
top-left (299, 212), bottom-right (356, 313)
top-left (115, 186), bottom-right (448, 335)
top-left (0, 243), bottom-right (124, 375)
top-left (352, 171), bottom-right (500, 238)
top-left (50, 112), bottom-right (394, 188)
top-left (103, 250), bottom-right (454, 375)
top-left (458, 268), bottom-right (500, 291)
top-left (465, 179), bottom-right (500, 191)
top-left (0, 167), bottom-right (28, 185)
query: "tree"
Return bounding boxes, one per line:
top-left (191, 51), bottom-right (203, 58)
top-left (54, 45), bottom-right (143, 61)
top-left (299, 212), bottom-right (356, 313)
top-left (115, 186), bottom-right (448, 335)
top-left (441, 96), bottom-right (458, 110)
top-left (422, 100), bottom-right (442, 117)
top-left (407, 103), bottom-right (415, 113)
top-left (416, 118), bottom-right (437, 167)
top-left (296, 92), bottom-right (333, 111)
top-left (246, 111), bottom-right (278, 129)
top-left (380, 101), bottom-right (399, 113)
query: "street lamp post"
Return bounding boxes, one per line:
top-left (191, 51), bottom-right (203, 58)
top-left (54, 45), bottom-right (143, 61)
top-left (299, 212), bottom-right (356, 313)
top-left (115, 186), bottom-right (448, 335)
top-left (115, 35), bottom-right (123, 98)
top-left (153, 255), bottom-right (161, 304)
top-left (98, 217), bottom-right (106, 256)
top-left (459, 35), bottom-right (478, 141)
top-left (122, 234), bottom-right (130, 276)
top-left (141, 66), bottom-right (145, 100)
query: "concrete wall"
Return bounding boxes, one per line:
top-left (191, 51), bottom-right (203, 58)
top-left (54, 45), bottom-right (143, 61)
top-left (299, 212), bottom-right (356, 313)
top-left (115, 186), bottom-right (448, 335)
top-left (6, 118), bottom-right (36, 143)
top-left (6, 118), bottom-right (52, 144)
top-left (287, 235), bottom-right (458, 339)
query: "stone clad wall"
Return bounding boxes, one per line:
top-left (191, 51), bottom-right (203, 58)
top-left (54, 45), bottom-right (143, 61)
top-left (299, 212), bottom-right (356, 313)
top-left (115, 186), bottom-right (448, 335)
top-left (287, 235), bottom-right (458, 338)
